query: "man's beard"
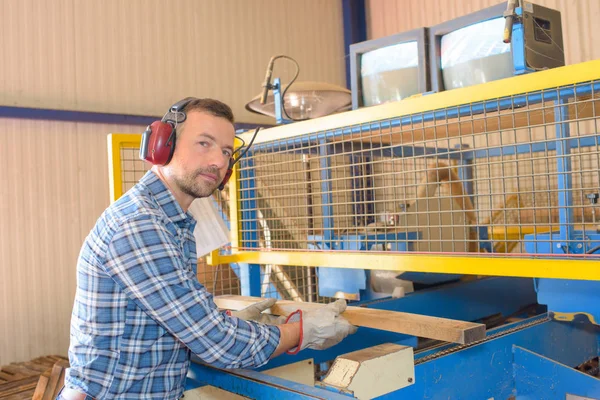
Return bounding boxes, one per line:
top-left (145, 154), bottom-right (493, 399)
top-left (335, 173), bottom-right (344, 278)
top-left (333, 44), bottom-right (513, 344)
top-left (173, 167), bottom-right (221, 199)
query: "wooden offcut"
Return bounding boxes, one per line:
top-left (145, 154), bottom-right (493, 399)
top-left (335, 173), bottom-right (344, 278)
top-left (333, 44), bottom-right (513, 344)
top-left (32, 359), bottom-right (69, 400)
top-left (0, 355), bottom-right (67, 400)
top-left (215, 295), bottom-right (486, 345)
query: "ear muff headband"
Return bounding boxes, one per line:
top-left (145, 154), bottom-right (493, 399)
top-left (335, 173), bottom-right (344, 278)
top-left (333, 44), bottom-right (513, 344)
top-left (139, 97), bottom-right (197, 166)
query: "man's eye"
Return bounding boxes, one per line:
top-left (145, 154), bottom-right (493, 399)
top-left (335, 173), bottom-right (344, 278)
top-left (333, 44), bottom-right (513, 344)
top-left (198, 141), bottom-right (209, 147)
top-left (223, 150), bottom-right (233, 158)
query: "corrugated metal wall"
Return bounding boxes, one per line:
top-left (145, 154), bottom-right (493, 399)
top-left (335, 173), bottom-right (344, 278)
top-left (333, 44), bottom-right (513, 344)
top-left (0, 1), bottom-right (345, 365)
top-left (0, 0), bottom-right (345, 124)
top-left (365, 0), bottom-right (600, 64)
top-left (0, 120), bottom-right (146, 365)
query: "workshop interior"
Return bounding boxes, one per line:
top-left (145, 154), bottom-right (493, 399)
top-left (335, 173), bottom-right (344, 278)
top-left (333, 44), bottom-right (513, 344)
top-left (2, 0), bottom-right (600, 399)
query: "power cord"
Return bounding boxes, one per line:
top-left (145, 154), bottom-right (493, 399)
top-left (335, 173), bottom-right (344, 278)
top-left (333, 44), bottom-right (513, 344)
top-left (261, 55), bottom-right (302, 121)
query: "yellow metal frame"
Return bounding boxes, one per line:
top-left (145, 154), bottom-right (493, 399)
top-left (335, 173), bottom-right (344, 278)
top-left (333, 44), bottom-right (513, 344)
top-left (231, 60), bottom-right (600, 281)
top-left (107, 133), bottom-right (143, 202)
top-left (215, 251), bottom-right (600, 281)
top-left (107, 61), bottom-right (600, 281)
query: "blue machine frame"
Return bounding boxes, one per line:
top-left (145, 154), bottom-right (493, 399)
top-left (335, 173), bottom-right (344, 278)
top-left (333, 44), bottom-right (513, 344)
top-left (187, 77), bottom-right (600, 397)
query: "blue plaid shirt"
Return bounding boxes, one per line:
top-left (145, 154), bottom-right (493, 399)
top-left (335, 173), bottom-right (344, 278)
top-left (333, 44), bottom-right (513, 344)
top-left (65, 171), bottom-right (280, 399)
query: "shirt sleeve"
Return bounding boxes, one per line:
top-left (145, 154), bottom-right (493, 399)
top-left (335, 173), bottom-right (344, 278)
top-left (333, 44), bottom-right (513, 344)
top-left (103, 214), bottom-right (280, 369)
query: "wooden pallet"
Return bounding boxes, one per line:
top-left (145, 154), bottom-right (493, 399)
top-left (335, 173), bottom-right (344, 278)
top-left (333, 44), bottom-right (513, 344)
top-left (0, 355), bottom-right (68, 400)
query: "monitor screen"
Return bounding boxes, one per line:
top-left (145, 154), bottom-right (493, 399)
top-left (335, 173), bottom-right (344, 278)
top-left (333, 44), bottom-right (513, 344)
top-left (441, 17), bottom-right (513, 90)
top-left (360, 41), bottom-right (420, 107)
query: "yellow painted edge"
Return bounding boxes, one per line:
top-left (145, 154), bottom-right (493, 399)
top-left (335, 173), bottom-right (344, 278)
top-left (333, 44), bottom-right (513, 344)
top-left (238, 59), bottom-right (600, 145)
top-left (488, 226), bottom-right (557, 240)
top-left (216, 251), bottom-right (600, 281)
top-left (107, 133), bottom-right (142, 202)
top-left (207, 249), bottom-right (220, 265)
top-left (552, 312), bottom-right (598, 324)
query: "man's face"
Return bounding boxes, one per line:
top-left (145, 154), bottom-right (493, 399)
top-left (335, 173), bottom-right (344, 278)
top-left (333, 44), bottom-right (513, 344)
top-left (167, 110), bottom-right (235, 199)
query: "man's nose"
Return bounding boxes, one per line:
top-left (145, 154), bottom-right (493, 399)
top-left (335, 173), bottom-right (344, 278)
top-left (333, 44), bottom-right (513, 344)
top-left (209, 148), bottom-right (229, 170)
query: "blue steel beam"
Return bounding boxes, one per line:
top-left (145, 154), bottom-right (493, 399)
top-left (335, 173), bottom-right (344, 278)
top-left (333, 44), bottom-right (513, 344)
top-left (555, 98), bottom-right (575, 250)
top-left (513, 346), bottom-right (600, 399)
top-left (319, 140), bottom-right (335, 245)
top-left (0, 105), bottom-right (270, 131)
top-left (341, 0), bottom-right (366, 89)
top-left (378, 317), bottom-right (600, 399)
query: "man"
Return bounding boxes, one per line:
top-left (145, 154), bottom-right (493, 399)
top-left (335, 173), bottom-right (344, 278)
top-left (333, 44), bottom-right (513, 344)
top-left (59, 98), bottom-right (356, 399)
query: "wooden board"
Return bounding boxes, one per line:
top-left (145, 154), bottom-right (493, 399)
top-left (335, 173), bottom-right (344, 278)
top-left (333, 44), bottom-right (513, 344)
top-left (214, 295), bottom-right (486, 345)
top-left (0, 355), bottom-right (68, 400)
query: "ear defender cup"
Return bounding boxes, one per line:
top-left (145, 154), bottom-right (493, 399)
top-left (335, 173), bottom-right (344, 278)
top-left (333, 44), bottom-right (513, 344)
top-left (218, 159), bottom-right (235, 191)
top-left (139, 97), bottom-right (197, 165)
top-left (139, 121), bottom-right (177, 165)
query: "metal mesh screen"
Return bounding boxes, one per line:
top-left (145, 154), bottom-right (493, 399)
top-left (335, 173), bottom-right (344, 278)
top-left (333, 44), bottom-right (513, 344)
top-left (237, 82), bottom-right (600, 261)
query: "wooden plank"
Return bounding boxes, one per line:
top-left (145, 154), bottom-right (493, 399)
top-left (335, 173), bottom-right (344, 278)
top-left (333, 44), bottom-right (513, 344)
top-left (0, 372), bottom-right (18, 382)
top-left (214, 295), bottom-right (486, 345)
top-left (3, 389), bottom-right (37, 400)
top-left (31, 374), bottom-right (49, 400)
top-left (0, 375), bottom-right (40, 398)
top-left (40, 361), bottom-right (69, 400)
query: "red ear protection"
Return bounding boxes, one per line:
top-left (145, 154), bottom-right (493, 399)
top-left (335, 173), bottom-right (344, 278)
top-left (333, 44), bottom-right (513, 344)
top-left (139, 97), bottom-right (196, 166)
top-left (139, 121), bottom-right (176, 165)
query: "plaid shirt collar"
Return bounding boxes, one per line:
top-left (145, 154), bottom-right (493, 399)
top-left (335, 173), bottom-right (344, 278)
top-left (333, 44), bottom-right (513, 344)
top-left (140, 171), bottom-right (195, 225)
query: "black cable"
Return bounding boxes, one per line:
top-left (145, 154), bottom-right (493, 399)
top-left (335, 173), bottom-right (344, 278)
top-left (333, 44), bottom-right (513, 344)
top-left (231, 127), bottom-right (261, 168)
top-left (586, 244), bottom-right (600, 254)
top-left (263, 55), bottom-right (302, 122)
top-left (278, 58), bottom-right (302, 121)
top-left (232, 135), bottom-right (246, 158)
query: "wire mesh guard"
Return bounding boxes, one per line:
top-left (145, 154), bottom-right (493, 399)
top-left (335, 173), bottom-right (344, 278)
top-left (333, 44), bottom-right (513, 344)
top-left (237, 82), bottom-right (600, 262)
top-left (116, 81), bottom-right (600, 303)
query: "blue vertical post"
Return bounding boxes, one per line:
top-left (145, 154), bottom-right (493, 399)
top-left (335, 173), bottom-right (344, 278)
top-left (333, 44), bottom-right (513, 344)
top-left (239, 153), bottom-right (262, 296)
top-left (319, 140), bottom-right (335, 247)
top-left (456, 145), bottom-right (475, 205)
top-left (350, 154), bottom-right (375, 227)
top-left (555, 97), bottom-right (574, 251)
top-left (364, 156), bottom-right (375, 225)
top-left (341, 0), bottom-right (367, 88)
top-left (350, 154), bottom-right (364, 226)
top-left (273, 78), bottom-right (288, 125)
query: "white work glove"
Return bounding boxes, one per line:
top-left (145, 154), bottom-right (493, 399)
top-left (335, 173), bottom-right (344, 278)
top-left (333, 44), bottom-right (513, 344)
top-left (227, 298), bottom-right (286, 325)
top-left (285, 299), bottom-right (358, 354)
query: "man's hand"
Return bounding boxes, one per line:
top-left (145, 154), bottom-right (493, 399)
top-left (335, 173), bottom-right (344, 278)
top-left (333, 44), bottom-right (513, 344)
top-left (229, 298), bottom-right (285, 325)
top-left (285, 299), bottom-right (357, 353)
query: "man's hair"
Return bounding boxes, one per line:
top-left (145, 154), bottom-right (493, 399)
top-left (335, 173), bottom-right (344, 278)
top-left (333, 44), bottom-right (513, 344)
top-left (182, 98), bottom-right (235, 124)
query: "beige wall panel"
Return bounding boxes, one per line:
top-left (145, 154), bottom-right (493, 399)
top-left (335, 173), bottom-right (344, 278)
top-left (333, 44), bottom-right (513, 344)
top-left (366, 0), bottom-right (600, 65)
top-left (0, 0), bottom-right (345, 124)
top-left (1, 0), bottom-right (346, 365)
top-left (0, 120), bottom-right (144, 365)
top-left (0, 0), bottom-right (77, 108)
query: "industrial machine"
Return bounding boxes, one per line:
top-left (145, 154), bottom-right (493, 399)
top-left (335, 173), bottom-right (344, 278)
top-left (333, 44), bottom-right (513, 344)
top-left (108, 61), bottom-right (600, 400)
